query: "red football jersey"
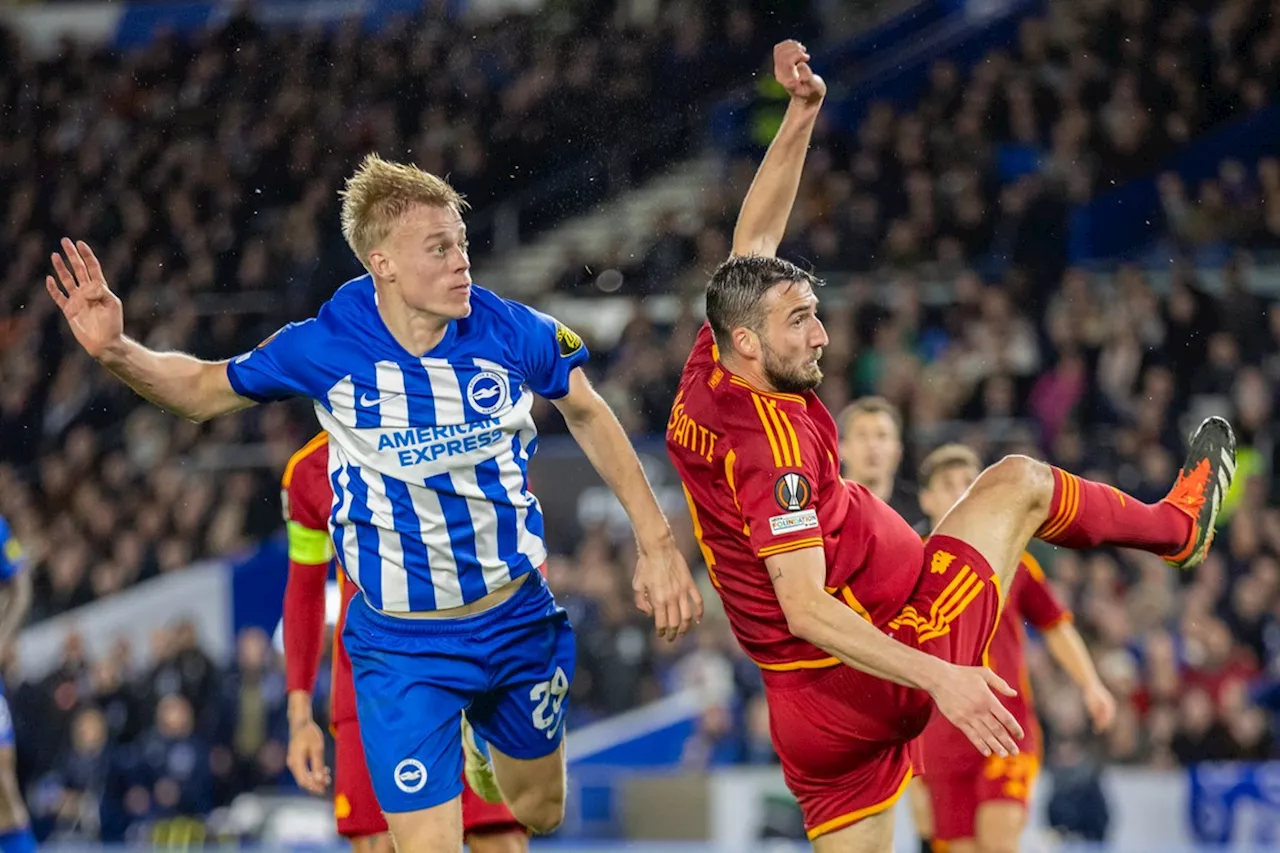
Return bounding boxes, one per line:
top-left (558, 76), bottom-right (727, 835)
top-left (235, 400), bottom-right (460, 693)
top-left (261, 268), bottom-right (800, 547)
top-left (918, 552), bottom-right (1070, 772)
top-left (283, 433), bottom-right (359, 726)
top-left (667, 324), bottom-right (924, 671)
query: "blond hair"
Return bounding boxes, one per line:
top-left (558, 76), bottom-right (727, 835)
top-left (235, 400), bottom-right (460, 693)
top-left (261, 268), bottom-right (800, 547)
top-left (338, 153), bottom-right (468, 268)
top-left (918, 443), bottom-right (982, 489)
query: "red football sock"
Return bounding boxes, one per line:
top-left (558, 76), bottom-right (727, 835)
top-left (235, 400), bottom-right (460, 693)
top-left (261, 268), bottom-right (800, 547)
top-left (1036, 467), bottom-right (1193, 555)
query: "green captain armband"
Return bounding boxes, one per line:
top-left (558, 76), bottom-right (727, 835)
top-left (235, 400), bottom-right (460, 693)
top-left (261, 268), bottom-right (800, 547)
top-left (287, 521), bottom-right (334, 564)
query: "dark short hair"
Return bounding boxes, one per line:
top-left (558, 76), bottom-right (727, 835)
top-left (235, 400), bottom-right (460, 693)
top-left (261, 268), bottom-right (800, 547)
top-left (838, 396), bottom-right (902, 436)
top-left (706, 255), bottom-right (821, 350)
top-left (918, 443), bottom-right (982, 488)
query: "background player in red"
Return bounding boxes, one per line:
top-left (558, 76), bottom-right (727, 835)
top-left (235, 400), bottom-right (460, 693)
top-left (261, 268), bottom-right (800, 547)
top-left (280, 433), bottom-right (528, 853)
top-left (667, 39), bottom-right (1234, 852)
top-left (907, 445), bottom-right (1116, 853)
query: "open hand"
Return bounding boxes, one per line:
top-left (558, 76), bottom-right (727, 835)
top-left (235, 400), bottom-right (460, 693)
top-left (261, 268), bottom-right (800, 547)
top-left (773, 40), bottom-right (826, 105)
top-left (633, 538), bottom-right (704, 642)
top-left (286, 718), bottom-right (331, 795)
top-left (46, 238), bottom-right (124, 359)
top-left (930, 664), bottom-right (1025, 758)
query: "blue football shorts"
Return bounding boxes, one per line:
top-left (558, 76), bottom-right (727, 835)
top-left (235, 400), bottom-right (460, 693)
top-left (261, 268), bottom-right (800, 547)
top-left (343, 570), bottom-right (575, 813)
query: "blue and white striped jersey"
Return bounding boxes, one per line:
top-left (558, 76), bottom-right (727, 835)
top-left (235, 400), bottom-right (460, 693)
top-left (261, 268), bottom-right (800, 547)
top-left (227, 276), bottom-right (589, 613)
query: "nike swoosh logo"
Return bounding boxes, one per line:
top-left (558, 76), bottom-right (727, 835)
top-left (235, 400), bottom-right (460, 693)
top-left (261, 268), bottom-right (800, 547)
top-left (359, 392), bottom-right (400, 407)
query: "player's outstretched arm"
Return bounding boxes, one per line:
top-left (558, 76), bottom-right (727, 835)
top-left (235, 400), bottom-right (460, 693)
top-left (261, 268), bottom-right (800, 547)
top-left (731, 40), bottom-right (826, 259)
top-left (768, 546), bottom-right (1025, 758)
top-left (552, 369), bottom-right (704, 641)
top-left (46, 239), bottom-right (252, 423)
top-left (1043, 622), bottom-right (1116, 732)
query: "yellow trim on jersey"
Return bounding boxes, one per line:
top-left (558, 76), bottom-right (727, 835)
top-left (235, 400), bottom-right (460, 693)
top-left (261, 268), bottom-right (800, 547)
top-left (724, 450), bottom-right (749, 535)
top-left (889, 565), bottom-right (985, 642)
top-left (807, 767), bottom-right (914, 839)
top-left (750, 393), bottom-right (785, 467)
top-left (762, 398), bottom-right (794, 466)
top-left (1021, 551), bottom-right (1046, 583)
top-left (682, 484), bottom-right (722, 589)
top-left (775, 406), bottom-right (803, 467)
top-left (283, 432), bottom-right (329, 488)
top-left (287, 521), bottom-right (334, 565)
top-left (755, 655), bottom-right (840, 672)
top-left (757, 537), bottom-right (824, 558)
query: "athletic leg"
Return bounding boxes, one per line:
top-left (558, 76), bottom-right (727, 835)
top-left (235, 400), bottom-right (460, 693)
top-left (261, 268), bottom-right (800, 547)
top-left (971, 751), bottom-right (1037, 853)
top-left (973, 802), bottom-right (1026, 853)
top-left (810, 809), bottom-right (895, 853)
top-left (343, 594), bottom-right (480, 853)
top-left (468, 575), bottom-right (576, 835)
top-left (462, 774), bottom-right (528, 853)
top-left (906, 777), bottom-right (934, 846)
top-left (467, 830), bottom-right (529, 853)
top-left (349, 834), bottom-right (395, 853)
top-left (487, 745), bottom-right (565, 836)
top-left (932, 418), bottom-right (1235, 595)
top-left (382, 799), bottom-right (465, 853)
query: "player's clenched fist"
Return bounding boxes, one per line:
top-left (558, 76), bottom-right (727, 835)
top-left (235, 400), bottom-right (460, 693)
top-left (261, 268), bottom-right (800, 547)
top-left (773, 39), bottom-right (826, 105)
top-left (633, 538), bottom-right (704, 643)
top-left (929, 664), bottom-right (1025, 758)
top-left (46, 238), bottom-right (125, 360)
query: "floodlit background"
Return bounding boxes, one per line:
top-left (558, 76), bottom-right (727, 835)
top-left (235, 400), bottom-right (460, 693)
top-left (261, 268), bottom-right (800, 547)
top-left (3, 0), bottom-right (1280, 849)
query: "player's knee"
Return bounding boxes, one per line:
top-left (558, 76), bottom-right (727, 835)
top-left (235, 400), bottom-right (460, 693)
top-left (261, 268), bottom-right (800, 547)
top-left (507, 789), bottom-right (564, 835)
top-left (977, 455), bottom-right (1052, 512)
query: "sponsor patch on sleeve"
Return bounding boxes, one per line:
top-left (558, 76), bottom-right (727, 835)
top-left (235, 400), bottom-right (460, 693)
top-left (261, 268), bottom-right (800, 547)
top-left (769, 508), bottom-right (819, 536)
top-left (556, 322), bottom-right (584, 357)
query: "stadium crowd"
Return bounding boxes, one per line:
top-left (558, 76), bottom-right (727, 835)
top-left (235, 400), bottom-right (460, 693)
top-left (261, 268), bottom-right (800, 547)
top-left (1, 0), bottom-right (1280, 843)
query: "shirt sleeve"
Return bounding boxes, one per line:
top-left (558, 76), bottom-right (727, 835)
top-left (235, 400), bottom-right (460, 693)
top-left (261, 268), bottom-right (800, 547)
top-left (0, 518), bottom-right (24, 582)
top-left (505, 300), bottom-right (589, 399)
top-left (226, 320), bottom-right (316, 404)
top-left (725, 398), bottom-right (825, 560)
top-left (1016, 552), bottom-right (1072, 630)
top-left (283, 452), bottom-right (334, 566)
top-left (282, 450), bottom-right (331, 694)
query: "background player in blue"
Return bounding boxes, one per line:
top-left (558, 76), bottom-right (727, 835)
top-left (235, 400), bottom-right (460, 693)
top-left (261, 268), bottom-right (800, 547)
top-left (0, 519), bottom-right (34, 853)
top-left (44, 154), bottom-right (703, 853)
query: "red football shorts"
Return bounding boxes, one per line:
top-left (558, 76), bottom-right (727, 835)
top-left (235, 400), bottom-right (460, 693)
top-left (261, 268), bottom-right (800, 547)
top-left (927, 752), bottom-right (1041, 841)
top-left (765, 535), bottom-right (1002, 840)
top-left (333, 720), bottom-right (524, 840)
top-left (334, 720), bottom-right (389, 839)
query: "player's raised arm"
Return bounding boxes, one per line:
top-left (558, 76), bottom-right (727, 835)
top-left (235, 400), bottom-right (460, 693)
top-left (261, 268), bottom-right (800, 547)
top-left (46, 239), bottom-right (253, 423)
top-left (731, 40), bottom-right (826, 259)
top-left (551, 369), bottom-right (703, 642)
top-left (767, 546), bottom-right (1025, 758)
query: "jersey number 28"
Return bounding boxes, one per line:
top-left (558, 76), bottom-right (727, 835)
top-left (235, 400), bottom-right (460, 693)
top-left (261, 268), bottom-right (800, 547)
top-left (530, 667), bottom-right (569, 739)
